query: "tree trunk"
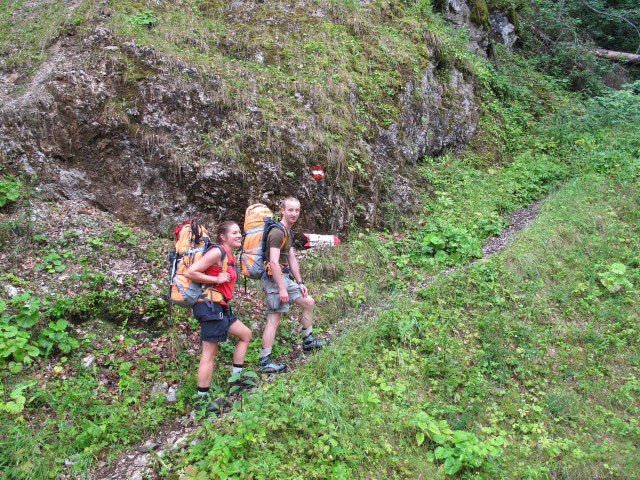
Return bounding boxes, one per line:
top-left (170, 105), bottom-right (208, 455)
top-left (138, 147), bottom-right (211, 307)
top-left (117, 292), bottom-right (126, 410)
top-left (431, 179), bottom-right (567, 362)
top-left (595, 48), bottom-right (640, 65)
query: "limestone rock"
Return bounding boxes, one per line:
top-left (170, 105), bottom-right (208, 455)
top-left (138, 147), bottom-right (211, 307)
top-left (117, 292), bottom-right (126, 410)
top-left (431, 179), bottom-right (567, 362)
top-left (0, 6), bottom-right (483, 235)
top-left (490, 11), bottom-right (518, 51)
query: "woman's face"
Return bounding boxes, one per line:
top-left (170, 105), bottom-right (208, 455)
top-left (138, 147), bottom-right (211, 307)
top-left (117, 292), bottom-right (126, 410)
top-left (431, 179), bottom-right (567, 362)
top-left (223, 224), bottom-right (242, 248)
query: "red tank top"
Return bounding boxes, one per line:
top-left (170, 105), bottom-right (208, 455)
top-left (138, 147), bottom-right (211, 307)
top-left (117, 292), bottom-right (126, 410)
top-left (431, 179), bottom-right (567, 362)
top-left (205, 246), bottom-right (236, 305)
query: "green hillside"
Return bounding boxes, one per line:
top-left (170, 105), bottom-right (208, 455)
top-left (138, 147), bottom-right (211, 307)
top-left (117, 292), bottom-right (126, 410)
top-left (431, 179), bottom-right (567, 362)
top-left (1, 1), bottom-right (638, 479)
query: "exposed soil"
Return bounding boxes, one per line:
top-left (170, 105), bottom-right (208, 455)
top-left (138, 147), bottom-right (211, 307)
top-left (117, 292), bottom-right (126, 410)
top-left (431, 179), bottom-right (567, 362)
top-left (85, 199), bottom-right (542, 480)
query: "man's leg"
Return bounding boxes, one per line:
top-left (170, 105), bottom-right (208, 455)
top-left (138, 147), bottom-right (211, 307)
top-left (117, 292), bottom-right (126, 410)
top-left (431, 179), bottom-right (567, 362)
top-left (293, 295), bottom-right (327, 351)
top-left (294, 294), bottom-right (315, 329)
top-left (261, 312), bottom-right (281, 352)
top-left (259, 313), bottom-right (287, 373)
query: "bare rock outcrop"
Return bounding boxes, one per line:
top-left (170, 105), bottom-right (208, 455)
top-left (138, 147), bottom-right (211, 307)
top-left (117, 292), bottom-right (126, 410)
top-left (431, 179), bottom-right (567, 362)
top-left (0, 5), bottom-right (480, 234)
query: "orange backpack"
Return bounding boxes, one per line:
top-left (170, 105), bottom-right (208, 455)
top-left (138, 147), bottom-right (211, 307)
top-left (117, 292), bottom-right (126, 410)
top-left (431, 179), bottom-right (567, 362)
top-left (168, 218), bottom-right (227, 307)
top-left (239, 204), bottom-right (286, 280)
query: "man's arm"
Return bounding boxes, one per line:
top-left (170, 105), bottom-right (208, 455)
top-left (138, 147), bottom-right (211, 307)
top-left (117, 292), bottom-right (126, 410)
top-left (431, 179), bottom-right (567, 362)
top-left (270, 246), bottom-right (289, 304)
top-left (288, 247), bottom-right (308, 298)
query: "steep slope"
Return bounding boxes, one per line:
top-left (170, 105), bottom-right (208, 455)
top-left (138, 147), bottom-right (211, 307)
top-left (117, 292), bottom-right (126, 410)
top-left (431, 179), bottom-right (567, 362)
top-left (0, 0), bottom-right (499, 233)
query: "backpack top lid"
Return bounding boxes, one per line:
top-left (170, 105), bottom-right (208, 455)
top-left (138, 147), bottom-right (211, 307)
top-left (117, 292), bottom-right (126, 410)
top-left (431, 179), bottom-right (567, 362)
top-left (244, 204), bottom-right (274, 231)
top-left (174, 218), bottom-right (209, 255)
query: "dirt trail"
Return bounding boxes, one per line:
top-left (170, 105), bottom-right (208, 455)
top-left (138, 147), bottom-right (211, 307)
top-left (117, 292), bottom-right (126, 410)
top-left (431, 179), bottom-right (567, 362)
top-left (409, 199), bottom-right (542, 291)
top-left (86, 199), bottom-right (541, 480)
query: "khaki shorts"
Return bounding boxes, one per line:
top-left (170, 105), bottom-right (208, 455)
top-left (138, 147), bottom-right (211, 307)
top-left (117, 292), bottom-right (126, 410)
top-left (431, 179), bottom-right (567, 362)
top-left (261, 274), bottom-right (302, 314)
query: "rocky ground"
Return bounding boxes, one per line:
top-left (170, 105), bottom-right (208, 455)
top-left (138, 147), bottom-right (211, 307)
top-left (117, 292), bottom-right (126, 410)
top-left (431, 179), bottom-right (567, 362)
top-left (1, 196), bottom-right (168, 324)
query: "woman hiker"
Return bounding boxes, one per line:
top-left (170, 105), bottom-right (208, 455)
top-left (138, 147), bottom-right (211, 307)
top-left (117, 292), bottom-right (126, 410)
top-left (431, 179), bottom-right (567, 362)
top-left (185, 221), bottom-right (253, 415)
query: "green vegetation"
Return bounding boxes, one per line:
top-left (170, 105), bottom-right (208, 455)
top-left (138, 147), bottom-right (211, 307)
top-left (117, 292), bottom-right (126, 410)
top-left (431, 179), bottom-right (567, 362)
top-left (0, 0), bottom-right (74, 72)
top-left (0, 175), bottom-right (23, 208)
top-left (1, 0), bottom-right (639, 478)
top-left (163, 84), bottom-right (638, 479)
top-left (0, 321), bottom-right (189, 478)
top-left (518, 0), bottom-right (640, 93)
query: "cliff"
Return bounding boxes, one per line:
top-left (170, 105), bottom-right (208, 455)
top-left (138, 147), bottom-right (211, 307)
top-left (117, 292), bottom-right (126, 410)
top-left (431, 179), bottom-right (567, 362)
top-left (0, 0), bottom-right (516, 234)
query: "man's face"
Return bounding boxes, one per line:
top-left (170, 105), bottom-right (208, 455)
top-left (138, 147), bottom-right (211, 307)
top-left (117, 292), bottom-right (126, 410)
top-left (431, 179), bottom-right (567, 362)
top-left (281, 200), bottom-right (301, 225)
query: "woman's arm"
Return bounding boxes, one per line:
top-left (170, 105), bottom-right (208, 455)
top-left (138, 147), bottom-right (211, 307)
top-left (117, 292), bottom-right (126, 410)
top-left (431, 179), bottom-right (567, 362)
top-left (184, 247), bottom-right (229, 285)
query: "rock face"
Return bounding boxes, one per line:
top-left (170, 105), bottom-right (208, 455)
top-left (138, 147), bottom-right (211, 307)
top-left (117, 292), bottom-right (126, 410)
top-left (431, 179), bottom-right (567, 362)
top-left (490, 11), bottom-right (518, 51)
top-left (436, 0), bottom-right (491, 55)
top-left (0, 5), bottom-right (481, 235)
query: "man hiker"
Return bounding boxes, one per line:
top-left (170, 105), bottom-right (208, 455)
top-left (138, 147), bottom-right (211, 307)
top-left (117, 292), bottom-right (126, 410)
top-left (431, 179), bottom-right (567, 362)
top-left (258, 197), bottom-right (327, 373)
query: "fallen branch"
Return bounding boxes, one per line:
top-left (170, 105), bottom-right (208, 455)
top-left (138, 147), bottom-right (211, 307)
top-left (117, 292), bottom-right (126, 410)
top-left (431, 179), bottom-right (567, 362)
top-left (594, 48), bottom-right (640, 65)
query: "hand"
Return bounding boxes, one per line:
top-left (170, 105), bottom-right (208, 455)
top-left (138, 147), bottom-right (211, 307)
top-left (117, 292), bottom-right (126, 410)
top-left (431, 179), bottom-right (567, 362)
top-left (279, 288), bottom-right (289, 304)
top-left (217, 272), bottom-right (230, 284)
top-left (299, 283), bottom-right (308, 298)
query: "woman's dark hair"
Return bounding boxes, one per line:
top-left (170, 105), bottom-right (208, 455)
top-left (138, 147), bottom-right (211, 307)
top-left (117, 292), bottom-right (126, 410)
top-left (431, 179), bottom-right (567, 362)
top-left (214, 221), bottom-right (238, 243)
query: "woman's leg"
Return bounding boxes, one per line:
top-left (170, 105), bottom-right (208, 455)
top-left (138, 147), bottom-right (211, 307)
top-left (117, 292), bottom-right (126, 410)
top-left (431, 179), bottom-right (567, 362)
top-left (197, 340), bottom-right (218, 388)
top-left (228, 320), bottom-right (252, 366)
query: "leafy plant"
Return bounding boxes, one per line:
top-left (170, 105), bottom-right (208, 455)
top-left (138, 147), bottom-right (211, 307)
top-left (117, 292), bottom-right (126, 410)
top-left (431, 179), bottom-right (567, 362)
top-left (37, 318), bottom-right (79, 355)
top-left (227, 370), bottom-right (258, 395)
top-left (598, 262), bottom-right (633, 293)
top-left (409, 411), bottom-right (505, 475)
top-left (416, 225), bottom-right (483, 264)
top-left (0, 176), bottom-right (23, 207)
top-left (475, 211), bottom-right (504, 236)
top-left (0, 382), bottom-right (34, 414)
top-left (0, 292), bottom-right (80, 372)
top-left (35, 252), bottom-right (66, 273)
top-left (87, 236), bottom-right (107, 249)
top-left (112, 224), bottom-right (136, 246)
top-left (125, 10), bottom-right (157, 28)
top-left (0, 293), bottom-right (41, 370)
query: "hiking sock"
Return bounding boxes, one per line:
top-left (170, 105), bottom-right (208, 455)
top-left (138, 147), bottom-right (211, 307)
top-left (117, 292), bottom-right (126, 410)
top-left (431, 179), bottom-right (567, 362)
top-left (197, 386), bottom-right (210, 396)
top-left (232, 364), bottom-right (244, 374)
top-left (302, 326), bottom-right (313, 338)
top-left (259, 347), bottom-right (272, 359)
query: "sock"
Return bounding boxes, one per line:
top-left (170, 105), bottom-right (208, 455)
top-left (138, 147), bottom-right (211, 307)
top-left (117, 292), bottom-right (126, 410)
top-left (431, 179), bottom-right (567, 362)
top-left (197, 386), bottom-right (210, 395)
top-left (232, 364), bottom-right (244, 374)
top-left (259, 347), bottom-right (272, 358)
top-left (302, 326), bottom-right (313, 339)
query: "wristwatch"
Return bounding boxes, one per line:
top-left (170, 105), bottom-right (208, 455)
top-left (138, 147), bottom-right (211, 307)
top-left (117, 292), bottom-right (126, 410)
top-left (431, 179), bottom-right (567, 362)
top-left (297, 281), bottom-right (304, 285)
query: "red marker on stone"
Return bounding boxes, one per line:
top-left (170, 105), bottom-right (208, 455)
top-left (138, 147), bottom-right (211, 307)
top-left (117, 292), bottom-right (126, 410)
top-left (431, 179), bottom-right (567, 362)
top-left (311, 166), bottom-right (325, 179)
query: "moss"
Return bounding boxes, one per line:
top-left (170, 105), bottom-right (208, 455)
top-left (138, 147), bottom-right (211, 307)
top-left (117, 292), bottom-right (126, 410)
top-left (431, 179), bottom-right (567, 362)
top-left (507, 4), bottom-right (519, 32)
top-left (469, 0), bottom-right (490, 31)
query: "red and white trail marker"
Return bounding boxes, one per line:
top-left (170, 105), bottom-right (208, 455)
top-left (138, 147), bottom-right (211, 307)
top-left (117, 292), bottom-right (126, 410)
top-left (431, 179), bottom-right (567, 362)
top-left (303, 233), bottom-right (341, 248)
top-left (311, 166), bottom-right (325, 179)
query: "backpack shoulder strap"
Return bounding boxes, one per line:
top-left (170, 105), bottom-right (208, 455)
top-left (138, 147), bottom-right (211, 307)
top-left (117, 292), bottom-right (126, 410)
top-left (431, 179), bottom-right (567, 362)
top-left (272, 223), bottom-right (288, 250)
top-left (206, 243), bottom-right (228, 272)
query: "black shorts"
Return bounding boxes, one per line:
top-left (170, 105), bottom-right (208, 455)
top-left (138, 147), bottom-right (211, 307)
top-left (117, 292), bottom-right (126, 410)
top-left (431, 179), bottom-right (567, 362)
top-left (193, 302), bottom-right (238, 342)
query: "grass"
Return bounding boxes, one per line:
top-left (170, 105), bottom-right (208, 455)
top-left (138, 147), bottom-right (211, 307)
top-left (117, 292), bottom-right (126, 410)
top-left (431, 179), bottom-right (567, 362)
top-left (159, 84), bottom-right (640, 479)
top-left (0, 0), bottom-right (79, 73)
top-left (98, 0), bottom-right (484, 177)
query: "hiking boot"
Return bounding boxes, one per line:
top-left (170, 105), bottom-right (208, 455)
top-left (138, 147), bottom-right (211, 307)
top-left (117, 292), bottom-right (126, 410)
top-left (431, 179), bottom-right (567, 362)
top-left (193, 393), bottom-right (227, 417)
top-left (258, 355), bottom-right (287, 374)
top-left (302, 334), bottom-right (327, 352)
top-left (226, 375), bottom-right (257, 395)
